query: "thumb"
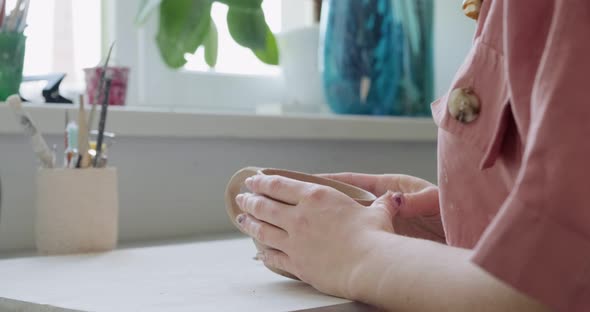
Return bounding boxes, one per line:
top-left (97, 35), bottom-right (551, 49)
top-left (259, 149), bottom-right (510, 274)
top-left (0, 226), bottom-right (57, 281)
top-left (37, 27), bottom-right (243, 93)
top-left (393, 186), bottom-right (440, 218)
top-left (370, 191), bottom-right (399, 219)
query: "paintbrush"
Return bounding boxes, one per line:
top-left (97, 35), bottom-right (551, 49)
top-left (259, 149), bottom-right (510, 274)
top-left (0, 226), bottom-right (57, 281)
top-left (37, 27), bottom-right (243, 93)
top-left (76, 95), bottom-right (91, 168)
top-left (7, 95), bottom-right (54, 168)
top-left (4, 0), bottom-right (23, 32)
top-left (93, 78), bottom-right (112, 168)
top-left (15, 0), bottom-right (29, 32)
top-left (88, 41), bottom-right (115, 133)
top-left (0, 0), bottom-right (6, 30)
top-left (64, 110), bottom-right (69, 149)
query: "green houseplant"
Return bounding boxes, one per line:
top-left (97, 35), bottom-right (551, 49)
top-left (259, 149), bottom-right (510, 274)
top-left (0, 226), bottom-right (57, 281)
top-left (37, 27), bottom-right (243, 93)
top-left (136, 0), bottom-right (279, 69)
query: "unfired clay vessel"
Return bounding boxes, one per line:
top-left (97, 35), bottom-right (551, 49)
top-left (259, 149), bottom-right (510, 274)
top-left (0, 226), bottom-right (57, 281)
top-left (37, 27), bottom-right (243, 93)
top-left (225, 167), bottom-right (377, 280)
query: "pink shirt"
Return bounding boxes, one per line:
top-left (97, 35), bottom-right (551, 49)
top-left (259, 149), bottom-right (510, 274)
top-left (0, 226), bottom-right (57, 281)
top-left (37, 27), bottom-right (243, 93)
top-left (432, 1), bottom-right (590, 311)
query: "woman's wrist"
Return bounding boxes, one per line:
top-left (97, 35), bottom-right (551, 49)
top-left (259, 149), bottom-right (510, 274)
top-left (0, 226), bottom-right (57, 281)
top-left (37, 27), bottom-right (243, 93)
top-left (345, 231), bottom-right (404, 303)
top-left (344, 232), bottom-right (550, 311)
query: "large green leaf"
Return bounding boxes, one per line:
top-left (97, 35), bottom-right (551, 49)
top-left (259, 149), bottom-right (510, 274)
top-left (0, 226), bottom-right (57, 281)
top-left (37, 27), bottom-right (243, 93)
top-left (156, 0), bottom-right (212, 68)
top-left (214, 0), bottom-right (262, 8)
top-left (253, 26), bottom-right (279, 65)
top-left (136, 0), bottom-right (162, 25)
top-left (226, 6), bottom-right (267, 50)
top-left (204, 20), bottom-right (218, 67)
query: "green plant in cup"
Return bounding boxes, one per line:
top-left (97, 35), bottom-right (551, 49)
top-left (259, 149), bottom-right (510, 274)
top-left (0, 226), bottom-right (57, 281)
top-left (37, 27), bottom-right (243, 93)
top-left (0, 32), bottom-right (26, 101)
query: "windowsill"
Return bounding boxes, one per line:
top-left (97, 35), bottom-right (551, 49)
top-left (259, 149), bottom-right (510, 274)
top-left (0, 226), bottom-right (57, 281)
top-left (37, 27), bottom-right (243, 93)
top-left (0, 102), bottom-right (437, 142)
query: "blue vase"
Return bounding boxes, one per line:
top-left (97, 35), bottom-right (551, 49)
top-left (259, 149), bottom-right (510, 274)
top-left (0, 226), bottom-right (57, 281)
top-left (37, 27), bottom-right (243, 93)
top-left (391, 0), bottom-right (434, 116)
top-left (320, 0), bottom-right (403, 115)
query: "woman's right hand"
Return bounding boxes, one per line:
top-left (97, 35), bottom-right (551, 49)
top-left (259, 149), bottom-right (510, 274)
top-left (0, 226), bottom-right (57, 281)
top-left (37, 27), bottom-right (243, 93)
top-left (319, 173), bottom-right (446, 243)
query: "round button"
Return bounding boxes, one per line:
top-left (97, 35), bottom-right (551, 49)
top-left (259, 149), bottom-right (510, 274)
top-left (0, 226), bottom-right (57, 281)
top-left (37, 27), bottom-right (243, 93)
top-left (462, 0), bottom-right (482, 20)
top-left (448, 87), bottom-right (480, 123)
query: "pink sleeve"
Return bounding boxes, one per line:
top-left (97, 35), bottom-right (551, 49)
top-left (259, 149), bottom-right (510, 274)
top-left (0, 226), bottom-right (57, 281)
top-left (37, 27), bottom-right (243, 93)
top-left (471, 1), bottom-right (590, 311)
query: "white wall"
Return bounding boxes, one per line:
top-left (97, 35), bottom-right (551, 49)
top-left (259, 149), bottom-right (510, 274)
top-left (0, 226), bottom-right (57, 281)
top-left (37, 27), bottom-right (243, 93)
top-left (0, 134), bottom-right (437, 252)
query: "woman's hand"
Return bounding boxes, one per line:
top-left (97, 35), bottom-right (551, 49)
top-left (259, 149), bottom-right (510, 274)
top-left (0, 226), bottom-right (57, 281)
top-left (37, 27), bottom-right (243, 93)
top-left (234, 174), bottom-right (399, 298)
top-left (234, 174), bottom-right (550, 311)
top-left (319, 173), bottom-right (445, 243)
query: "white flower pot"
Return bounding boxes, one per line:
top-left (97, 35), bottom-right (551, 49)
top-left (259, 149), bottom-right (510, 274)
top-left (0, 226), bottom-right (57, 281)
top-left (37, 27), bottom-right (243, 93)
top-left (277, 25), bottom-right (326, 112)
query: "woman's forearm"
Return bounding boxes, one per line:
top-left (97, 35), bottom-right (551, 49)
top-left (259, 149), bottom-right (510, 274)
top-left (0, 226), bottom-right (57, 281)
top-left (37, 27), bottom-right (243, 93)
top-left (346, 232), bottom-right (550, 312)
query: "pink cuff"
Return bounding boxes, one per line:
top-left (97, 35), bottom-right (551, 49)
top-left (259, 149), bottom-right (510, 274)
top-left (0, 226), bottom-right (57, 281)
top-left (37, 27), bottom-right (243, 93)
top-left (472, 198), bottom-right (590, 312)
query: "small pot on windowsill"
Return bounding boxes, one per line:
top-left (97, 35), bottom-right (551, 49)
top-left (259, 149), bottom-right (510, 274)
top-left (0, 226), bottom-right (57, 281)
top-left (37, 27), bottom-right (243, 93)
top-left (277, 25), bottom-right (326, 113)
top-left (84, 66), bottom-right (130, 106)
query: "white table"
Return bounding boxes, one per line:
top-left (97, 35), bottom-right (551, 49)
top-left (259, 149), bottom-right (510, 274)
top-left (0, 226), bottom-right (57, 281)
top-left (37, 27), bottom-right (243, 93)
top-left (0, 238), bottom-right (376, 312)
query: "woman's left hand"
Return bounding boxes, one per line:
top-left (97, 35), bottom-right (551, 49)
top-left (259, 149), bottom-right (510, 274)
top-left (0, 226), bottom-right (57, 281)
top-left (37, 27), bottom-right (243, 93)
top-left (235, 173), bottom-right (398, 298)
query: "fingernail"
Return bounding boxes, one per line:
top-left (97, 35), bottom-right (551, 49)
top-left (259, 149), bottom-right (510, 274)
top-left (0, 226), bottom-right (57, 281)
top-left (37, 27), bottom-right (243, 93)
top-left (392, 192), bottom-right (404, 210)
top-left (245, 177), bottom-right (253, 188)
top-left (236, 214), bottom-right (246, 225)
top-left (235, 194), bottom-right (244, 206)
